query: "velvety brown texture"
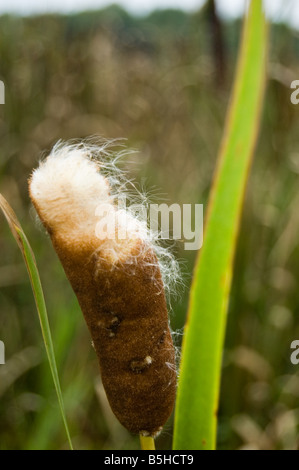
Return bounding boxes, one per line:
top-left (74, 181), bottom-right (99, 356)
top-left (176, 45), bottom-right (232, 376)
top-left (29, 190), bottom-right (176, 435)
top-left (56, 238), bottom-right (176, 435)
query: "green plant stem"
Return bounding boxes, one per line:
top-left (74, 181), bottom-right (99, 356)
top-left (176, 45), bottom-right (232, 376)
top-left (140, 435), bottom-right (156, 450)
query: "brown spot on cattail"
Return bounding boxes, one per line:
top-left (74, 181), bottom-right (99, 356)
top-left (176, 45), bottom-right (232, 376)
top-left (28, 141), bottom-right (177, 437)
top-left (130, 356), bottom-right (153, 373)
top-left (159, 331), bottom-right (166, 344)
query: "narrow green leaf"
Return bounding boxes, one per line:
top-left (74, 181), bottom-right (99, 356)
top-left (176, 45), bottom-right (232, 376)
top-left (0, 194), bottom-right (73, 450)
top-left (173, 0), bottom-right (268, 450)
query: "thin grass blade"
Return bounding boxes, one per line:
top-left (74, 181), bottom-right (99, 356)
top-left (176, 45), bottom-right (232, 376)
top-left (0, 193), bottom-right (73, 450)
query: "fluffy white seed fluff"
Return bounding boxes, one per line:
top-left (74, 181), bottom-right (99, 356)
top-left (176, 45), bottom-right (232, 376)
top-left (30, 146), bottom-right (111, 237)
top-left (30, 138), bottom-right (182, 299)
top-left (30, 141), bottom-right (151, 264)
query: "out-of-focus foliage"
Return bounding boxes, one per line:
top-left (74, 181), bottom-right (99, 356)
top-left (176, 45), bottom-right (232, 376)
top-left (0, 3), bottom-right (298, 450)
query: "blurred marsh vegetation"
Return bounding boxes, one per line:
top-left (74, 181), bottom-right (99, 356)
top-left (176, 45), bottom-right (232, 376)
top-left (0, 1), bottom-right (299, 450)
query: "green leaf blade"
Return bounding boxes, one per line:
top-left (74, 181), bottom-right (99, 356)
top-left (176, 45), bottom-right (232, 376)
top-left (173, 0), bottom-right (268, 450)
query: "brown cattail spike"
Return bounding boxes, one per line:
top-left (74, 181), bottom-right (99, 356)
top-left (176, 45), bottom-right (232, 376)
top-left (28, 141), bottom-right (177, 437)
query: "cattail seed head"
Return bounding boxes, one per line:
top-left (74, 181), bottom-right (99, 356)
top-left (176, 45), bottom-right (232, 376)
top-left (29, 140), bottom-right (177, 436)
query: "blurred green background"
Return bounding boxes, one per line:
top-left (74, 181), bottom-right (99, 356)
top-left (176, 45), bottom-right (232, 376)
top-left (0, 1), bottom-right (299, 450)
